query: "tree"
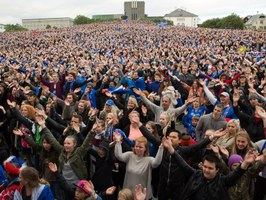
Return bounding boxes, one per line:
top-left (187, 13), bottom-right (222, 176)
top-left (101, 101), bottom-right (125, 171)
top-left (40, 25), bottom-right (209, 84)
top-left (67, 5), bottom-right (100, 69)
top-left (46, 25), bottom-right (51, 29)
top-left (5, 24), bottom-right (28, 32)
top-left (73, 15), bottom-right (91, 25)
top-left (200, 14), bottom-right (244, 29)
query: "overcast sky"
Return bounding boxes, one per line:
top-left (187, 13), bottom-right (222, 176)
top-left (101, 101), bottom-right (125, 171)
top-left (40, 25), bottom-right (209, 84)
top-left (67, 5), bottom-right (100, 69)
top-left (0, 0), bottom-right (265, 24)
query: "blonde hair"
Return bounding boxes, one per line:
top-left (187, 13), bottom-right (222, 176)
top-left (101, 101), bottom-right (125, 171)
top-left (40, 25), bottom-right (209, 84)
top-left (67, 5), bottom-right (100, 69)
top-left (227, 119), bottom-right (240, 136)
top-left (134, 136), bottom-right (149, 157)
top-left (160, 112), bottom-right (171, 135)
top-left (129, 110), bottom-right (140, 119)
top-left (127, 96), bottom-right (139, 108)
top-left (105, 112), bottom-right (118, 126)
top-left (231, 131), bottom-right (253, 155)
top-left (118, 188), bottom-right (134, 200)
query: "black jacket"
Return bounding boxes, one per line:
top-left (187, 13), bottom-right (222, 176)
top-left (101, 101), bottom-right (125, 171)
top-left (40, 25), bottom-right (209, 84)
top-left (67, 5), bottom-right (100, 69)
top-left (172, 151), bottom-right (246, 200)
top-left (140, 126), bottom-right (211, 192)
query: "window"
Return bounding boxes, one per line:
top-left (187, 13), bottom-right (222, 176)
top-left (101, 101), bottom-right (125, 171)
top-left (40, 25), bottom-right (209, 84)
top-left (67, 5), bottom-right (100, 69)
top-left (261, 20), bottom-right (263, 24)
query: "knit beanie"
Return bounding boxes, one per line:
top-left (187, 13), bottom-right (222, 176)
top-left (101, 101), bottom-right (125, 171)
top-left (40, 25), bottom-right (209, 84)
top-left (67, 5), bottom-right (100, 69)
top-left (228, 154), bottom-right (243, 167)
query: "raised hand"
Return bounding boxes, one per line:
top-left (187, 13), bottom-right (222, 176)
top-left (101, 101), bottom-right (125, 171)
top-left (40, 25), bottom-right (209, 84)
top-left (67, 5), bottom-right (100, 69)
top-left (83, 180), bottom-right (95, 196)
top-left (162, 136), bottom-right (174, 153)
top-left (241, 150), bottom-right (257, 169)
top-left (256, 106), bottom-right (266, 120)
top-left (133, 88), bottom-right (143, 97)
top-left (35, 115), bottom-right (46, 128)
top-left (198, 79), bottom-right (206, 86)
top-left (13, 129), bottom-right (23, 136)
top-left (105, 186), bottom-right (116, 196)
top-left (73, 88), bottom-right (81, 94)
top-left (218, 146), bottom-right (229, 158)
top-left (35, 108), bottom-right (47, 118)
top-left (186, 97), bottom-right (198, 105)
top-left (48, 162), bottom-right (58, 172)
top-left (7, 99), bottom-right (16, 108)
top-left (72, 123), bottom-right (80, 133)
top-left (113, 130), bottom-right (122, 142)
top-left (213, 128), bottom-right (227, 139)
top-left (134, 184), bottom-right (147, 200)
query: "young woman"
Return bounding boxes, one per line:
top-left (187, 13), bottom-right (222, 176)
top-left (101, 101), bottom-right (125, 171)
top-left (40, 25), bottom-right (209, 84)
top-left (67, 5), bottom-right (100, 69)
top-left (215, 119), bottom-right (240, 148)
top-left (14, 167), bottom-right (54, 200)
top-left (229, 131), bottom-right (254, 158)
top-left (114, 134), bottom-right (163, 199)
top-left (35, 114), bottom-right (94, 187)
top-left (13, 130), bottom-right (61, 200)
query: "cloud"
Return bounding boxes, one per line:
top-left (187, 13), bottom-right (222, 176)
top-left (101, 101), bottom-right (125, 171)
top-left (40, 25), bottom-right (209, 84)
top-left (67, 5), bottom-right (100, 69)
top-left (0, 0), bottom-right (265, 24)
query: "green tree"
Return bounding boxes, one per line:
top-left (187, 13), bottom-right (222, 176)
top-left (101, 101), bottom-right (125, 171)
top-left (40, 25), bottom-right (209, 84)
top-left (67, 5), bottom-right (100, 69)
top-left (46, 24), bottom-right (51, 29)
top-left (5, 24), bottom-right (28, 32)
top-left (220, 14), bottom-right (244, 29)
top-left (73, 15), bottom-right (91, 25)
top-left (200, 14), bottom-right (244, 29)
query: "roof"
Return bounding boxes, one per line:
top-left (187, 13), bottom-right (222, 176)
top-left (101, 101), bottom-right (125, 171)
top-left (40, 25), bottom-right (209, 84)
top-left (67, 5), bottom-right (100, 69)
top-left (22, 17), bottom-right (73, 21)
top-left (245, 14), bottom-right (265, 25)
top-left (165, 8), bottom-right (198, 18)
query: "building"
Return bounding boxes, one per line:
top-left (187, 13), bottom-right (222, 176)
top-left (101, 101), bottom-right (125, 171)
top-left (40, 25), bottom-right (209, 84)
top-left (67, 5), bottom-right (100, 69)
top-left (92, 14), bottom-right (123, 20)
top-left (22, 17), bottom-right (73, 30)
top-left (164, 8), bottom-right (198, 27)
top-left (124, 1), bottom-right (145, 20)
top-left (245, 14), bottom-right (266, 31)
top-left (0, 24), bottom-right (5, 32)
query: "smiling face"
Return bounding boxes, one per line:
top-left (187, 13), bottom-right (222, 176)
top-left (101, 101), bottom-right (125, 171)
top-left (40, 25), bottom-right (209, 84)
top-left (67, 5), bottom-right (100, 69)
top-left (236, 135), bottom-right (248, 150)
top-left (64, 137), bottom-right (76, 153)
top-left (77, 102), bottom-right (85, 113)
top-left (21, 107), bottom-right (29, 117)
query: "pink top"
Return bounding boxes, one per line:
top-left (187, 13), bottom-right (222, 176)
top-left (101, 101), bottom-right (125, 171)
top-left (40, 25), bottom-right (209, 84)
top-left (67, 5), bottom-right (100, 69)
top-left (128, 125), bottom-right (143, 141)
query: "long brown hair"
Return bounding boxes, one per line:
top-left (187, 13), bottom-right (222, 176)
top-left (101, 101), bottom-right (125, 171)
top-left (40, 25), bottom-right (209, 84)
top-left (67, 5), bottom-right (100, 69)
top-left (20, 167), bottom-right (40, 188)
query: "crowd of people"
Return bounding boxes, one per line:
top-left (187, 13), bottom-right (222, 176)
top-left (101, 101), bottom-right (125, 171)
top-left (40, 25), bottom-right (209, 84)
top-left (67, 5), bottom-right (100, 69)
top-left (0, 20), bottom-right (265, 200)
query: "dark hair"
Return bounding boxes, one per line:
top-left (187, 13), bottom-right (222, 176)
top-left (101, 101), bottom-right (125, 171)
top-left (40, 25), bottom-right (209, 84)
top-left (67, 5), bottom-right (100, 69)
top-left (167, 129), bottom-right (182, 139)
top-left (215, 104), bottom-right (224, 110)
top-left (203, 154), bottom-right (222, 170)
top-left (72, 113), bottom-right (83, 123)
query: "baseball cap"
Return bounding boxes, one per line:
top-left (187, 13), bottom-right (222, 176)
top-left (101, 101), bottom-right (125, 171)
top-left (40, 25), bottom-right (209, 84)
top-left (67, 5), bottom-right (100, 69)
top-left (74, 180), bottom-right (91, 195)
top-left (219, 92), bottom-right (229, 97)
top-left (105, 99), bottom-right (114, 106)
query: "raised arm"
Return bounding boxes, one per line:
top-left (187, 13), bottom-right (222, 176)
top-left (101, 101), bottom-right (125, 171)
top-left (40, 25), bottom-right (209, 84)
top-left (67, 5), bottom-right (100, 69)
top-left (162, 137), bottom-right (195, 176)
top-left (114, 133), bottom-right (132, 163)
top-left (150, 145), bottom-right (164, 168)
top-left (199, 79), bottom-right (217, 105)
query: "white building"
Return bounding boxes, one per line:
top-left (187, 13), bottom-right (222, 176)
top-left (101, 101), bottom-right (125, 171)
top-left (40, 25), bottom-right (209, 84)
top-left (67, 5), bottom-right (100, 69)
top-left (0, 24), bottom-right (5, 32)
top-left (164, 8), bottom-right (198, 27)
top-left (22, 17), bottom-right (73, 30)
top-left (245, 14), bottom-right (266, 31)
